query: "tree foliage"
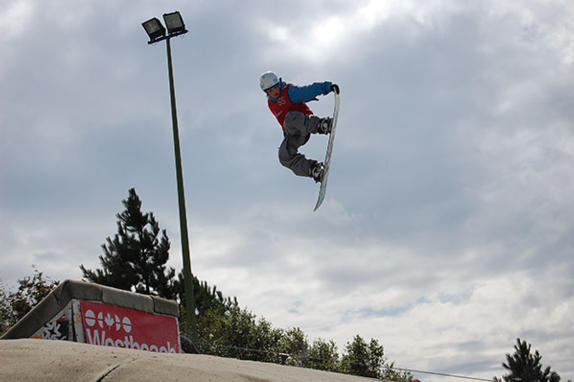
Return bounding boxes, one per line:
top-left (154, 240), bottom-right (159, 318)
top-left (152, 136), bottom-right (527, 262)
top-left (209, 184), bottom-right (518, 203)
top-left (339, 335), bottom-right (411, 381)
top-left (0, 268), bottom-right (59, 336)
top-left (199, 305), bottom-right (285, 363)
top-left (175, 272), bottom-right (237, 315)
top-left (305, 338), bottom-right (339, 371)
top-left (80, 188), bottom-right (176, 298)
top-left (495, 338), bottom-right (561, 382)
top-left (0, 285), bottom-right (9, 336)
top-left (279, 327), bottom-right (310, 367)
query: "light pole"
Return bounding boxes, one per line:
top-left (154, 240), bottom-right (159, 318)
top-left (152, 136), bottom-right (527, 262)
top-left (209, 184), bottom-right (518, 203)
top-left (142, 11), bottom-right (197, 347)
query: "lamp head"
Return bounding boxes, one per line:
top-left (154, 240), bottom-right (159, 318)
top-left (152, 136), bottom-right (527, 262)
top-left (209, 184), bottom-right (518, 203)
top-left (163, 11), bottom-right (187, 36)
top-left (142, 18), bottom-right (166, 43)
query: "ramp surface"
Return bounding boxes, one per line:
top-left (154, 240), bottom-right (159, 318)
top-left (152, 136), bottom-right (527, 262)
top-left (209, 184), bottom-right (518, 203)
top-left (0, 339), bottom-right (384, 382)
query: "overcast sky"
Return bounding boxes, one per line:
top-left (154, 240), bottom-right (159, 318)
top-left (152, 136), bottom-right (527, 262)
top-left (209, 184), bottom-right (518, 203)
top-left (1, 0), bottom-right (573, 380)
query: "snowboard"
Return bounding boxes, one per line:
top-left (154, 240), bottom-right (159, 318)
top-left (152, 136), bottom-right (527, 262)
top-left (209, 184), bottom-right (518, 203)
top-left (314, 91), bottom-right (341, 211)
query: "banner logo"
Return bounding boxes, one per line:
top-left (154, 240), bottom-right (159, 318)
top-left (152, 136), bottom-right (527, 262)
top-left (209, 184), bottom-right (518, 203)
top-left (80, 301), bottom-right (179, 353)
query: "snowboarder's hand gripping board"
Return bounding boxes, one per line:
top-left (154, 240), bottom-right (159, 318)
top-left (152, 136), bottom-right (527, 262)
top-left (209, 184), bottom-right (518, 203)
top-left (314, 86), bottom-right (340, 211)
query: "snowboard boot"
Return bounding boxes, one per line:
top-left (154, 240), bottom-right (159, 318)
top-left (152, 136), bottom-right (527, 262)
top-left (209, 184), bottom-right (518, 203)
top-left (317, 117), bottom-right (333, 135)
top-left (310, 162), bottom-right (325, 183)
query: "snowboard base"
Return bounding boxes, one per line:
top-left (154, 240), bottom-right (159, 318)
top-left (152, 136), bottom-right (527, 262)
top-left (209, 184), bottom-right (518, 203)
top-left (314, 92), bottom-right (340, 211)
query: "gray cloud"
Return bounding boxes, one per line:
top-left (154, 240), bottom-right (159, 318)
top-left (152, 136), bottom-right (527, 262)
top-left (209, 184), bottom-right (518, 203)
top-left (1, 1), bottom-right (573, 380)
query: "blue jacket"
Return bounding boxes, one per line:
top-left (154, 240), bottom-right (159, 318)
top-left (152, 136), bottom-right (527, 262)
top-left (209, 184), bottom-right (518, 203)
top-left (268, 80), bottom-right (333, 103)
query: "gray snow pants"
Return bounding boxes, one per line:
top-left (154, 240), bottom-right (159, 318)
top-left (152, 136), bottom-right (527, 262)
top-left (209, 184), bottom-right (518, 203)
top-left (278, 111), bottom-right (325, 177)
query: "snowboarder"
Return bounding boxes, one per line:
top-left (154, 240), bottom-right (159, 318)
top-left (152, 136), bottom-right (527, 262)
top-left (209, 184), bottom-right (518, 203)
top-left (260, 71), bottom-right (340, 182)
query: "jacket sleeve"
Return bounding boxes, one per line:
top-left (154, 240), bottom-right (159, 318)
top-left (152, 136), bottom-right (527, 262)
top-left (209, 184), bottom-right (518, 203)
top-left (288, 81), bottom-right (333, 103)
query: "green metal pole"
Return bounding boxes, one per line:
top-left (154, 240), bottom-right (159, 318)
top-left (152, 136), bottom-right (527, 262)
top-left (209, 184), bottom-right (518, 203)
top-left (165, 37), bottom-right (198, 346)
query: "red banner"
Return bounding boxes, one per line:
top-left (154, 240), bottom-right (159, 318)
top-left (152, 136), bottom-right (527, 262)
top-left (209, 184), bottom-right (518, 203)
top-left (80, 300), bottom-right (180, 353)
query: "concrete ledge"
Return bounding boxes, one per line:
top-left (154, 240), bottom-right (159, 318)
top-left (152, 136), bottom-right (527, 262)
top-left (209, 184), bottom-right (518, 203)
top-left (101, 285), bottom-right (154, 312)
top-left (55, 280), bottom-right (102, 303)
top-left (152, 296), bottom-right (179, 316)
top-left (2, 293), bottom-right (60, 339)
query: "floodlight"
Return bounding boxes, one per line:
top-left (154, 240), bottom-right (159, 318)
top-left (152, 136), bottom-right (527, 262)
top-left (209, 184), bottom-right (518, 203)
top-left (142, 17), bottom-right (166, 43)
top-left (163, 11), bottom-right (187, 35)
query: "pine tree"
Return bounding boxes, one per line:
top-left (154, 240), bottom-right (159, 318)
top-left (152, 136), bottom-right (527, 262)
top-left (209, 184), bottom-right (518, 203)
top-left (340, 335), bottom-right (383, 378)
top-left (339, 335), bottom-right (411, 381)
top-left (279, 327), bottom-right (309, 366)
top-left (496, 338), bottom-right (561, 382)
top-left (80, 188), bottom-right (176, 298)
top-left (305, 338), bottom-right (339, 372)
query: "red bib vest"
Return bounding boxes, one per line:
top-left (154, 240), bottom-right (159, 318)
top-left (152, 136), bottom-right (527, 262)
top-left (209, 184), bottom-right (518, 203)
top-left (268, 83), bottom-right (313, 132)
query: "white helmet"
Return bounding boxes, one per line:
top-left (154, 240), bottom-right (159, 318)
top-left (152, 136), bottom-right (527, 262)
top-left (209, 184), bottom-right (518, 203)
top-left (260, 71), bottom-right (279, 92)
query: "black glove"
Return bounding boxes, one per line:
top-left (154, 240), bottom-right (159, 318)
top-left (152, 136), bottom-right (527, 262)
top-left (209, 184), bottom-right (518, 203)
top-left (331, 84), bottom-right (340, 94)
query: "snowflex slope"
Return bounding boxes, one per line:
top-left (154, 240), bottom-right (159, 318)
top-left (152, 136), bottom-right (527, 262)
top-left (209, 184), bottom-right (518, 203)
top-left (0, 339), bottom-right (384, 382)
